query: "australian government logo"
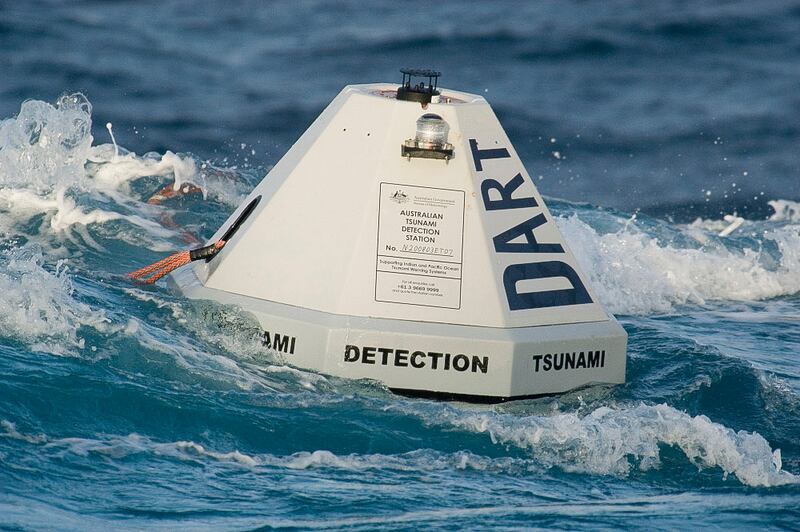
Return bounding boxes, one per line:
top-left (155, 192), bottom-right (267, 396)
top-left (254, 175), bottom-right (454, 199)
top-left (389, 189), bottom-right (409, 203)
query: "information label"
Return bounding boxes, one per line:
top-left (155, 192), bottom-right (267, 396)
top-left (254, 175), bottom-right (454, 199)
top-left (376, 183), bottom-right (465, 309)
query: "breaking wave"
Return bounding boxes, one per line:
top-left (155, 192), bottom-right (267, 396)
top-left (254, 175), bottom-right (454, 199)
top-left (3, 399), bottom-right (795, 488)
top-left (391, 402), bottom-right (797, 488)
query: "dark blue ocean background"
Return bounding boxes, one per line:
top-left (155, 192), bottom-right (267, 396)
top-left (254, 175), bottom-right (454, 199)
top-left (1, 1), bottom-right (799, 529)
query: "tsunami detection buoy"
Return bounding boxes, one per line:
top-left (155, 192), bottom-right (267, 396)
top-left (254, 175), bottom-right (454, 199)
top-left (166, 69), bottom-right (628, 402)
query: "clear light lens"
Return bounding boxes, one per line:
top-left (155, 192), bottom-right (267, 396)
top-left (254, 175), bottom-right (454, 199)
top-left (415, 113), bottom-right (449, 149)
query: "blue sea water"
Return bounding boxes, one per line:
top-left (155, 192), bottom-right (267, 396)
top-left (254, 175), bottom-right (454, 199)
top-left (1, 1), bottom-right (799, 529)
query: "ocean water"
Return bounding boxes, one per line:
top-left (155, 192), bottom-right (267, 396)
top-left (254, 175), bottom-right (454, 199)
top-left (1, 1), bottom-right (799, 530)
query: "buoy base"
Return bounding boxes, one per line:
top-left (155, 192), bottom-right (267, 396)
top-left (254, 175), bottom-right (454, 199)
top-left (171, 267), bottom-right (627, 402)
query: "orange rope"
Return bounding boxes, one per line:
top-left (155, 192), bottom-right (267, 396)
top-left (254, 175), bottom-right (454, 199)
top-left (128, 240), bottom-right (225, 284)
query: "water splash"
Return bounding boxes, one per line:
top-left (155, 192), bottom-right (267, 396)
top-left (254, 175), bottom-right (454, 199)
top-left (0, 94), bottom-right (244, 252)
top-left (0, 93), bottom-right (93, 192)
top-left (557, 212), bottom-right (800, 315)
top-left (0, 245), bottom-right (113, 355)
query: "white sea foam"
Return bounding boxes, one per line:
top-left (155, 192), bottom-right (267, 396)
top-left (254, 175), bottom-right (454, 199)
top-left (557, 214), bottom-right (800, 315)
top-left (30, 430), bottom-right (260, 467)
top-left (688, 198), bottom-right (800, 232)
top-left (768, 199), bottom-right (800, 222)
top-left (262, 449), bottom-right (522, 473)
top-left (87, 146), bottom-right (198, 192)
top-left (0, 420), bottom-right (47, 444)
top-left (122, 288), bottom-right (187, 321)
top-left (256, 363), bottom-right (330, 390)
top-left (0, 245), bottom-right (113, 355)
top-left (395, 402), bottom-right (797, 488)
